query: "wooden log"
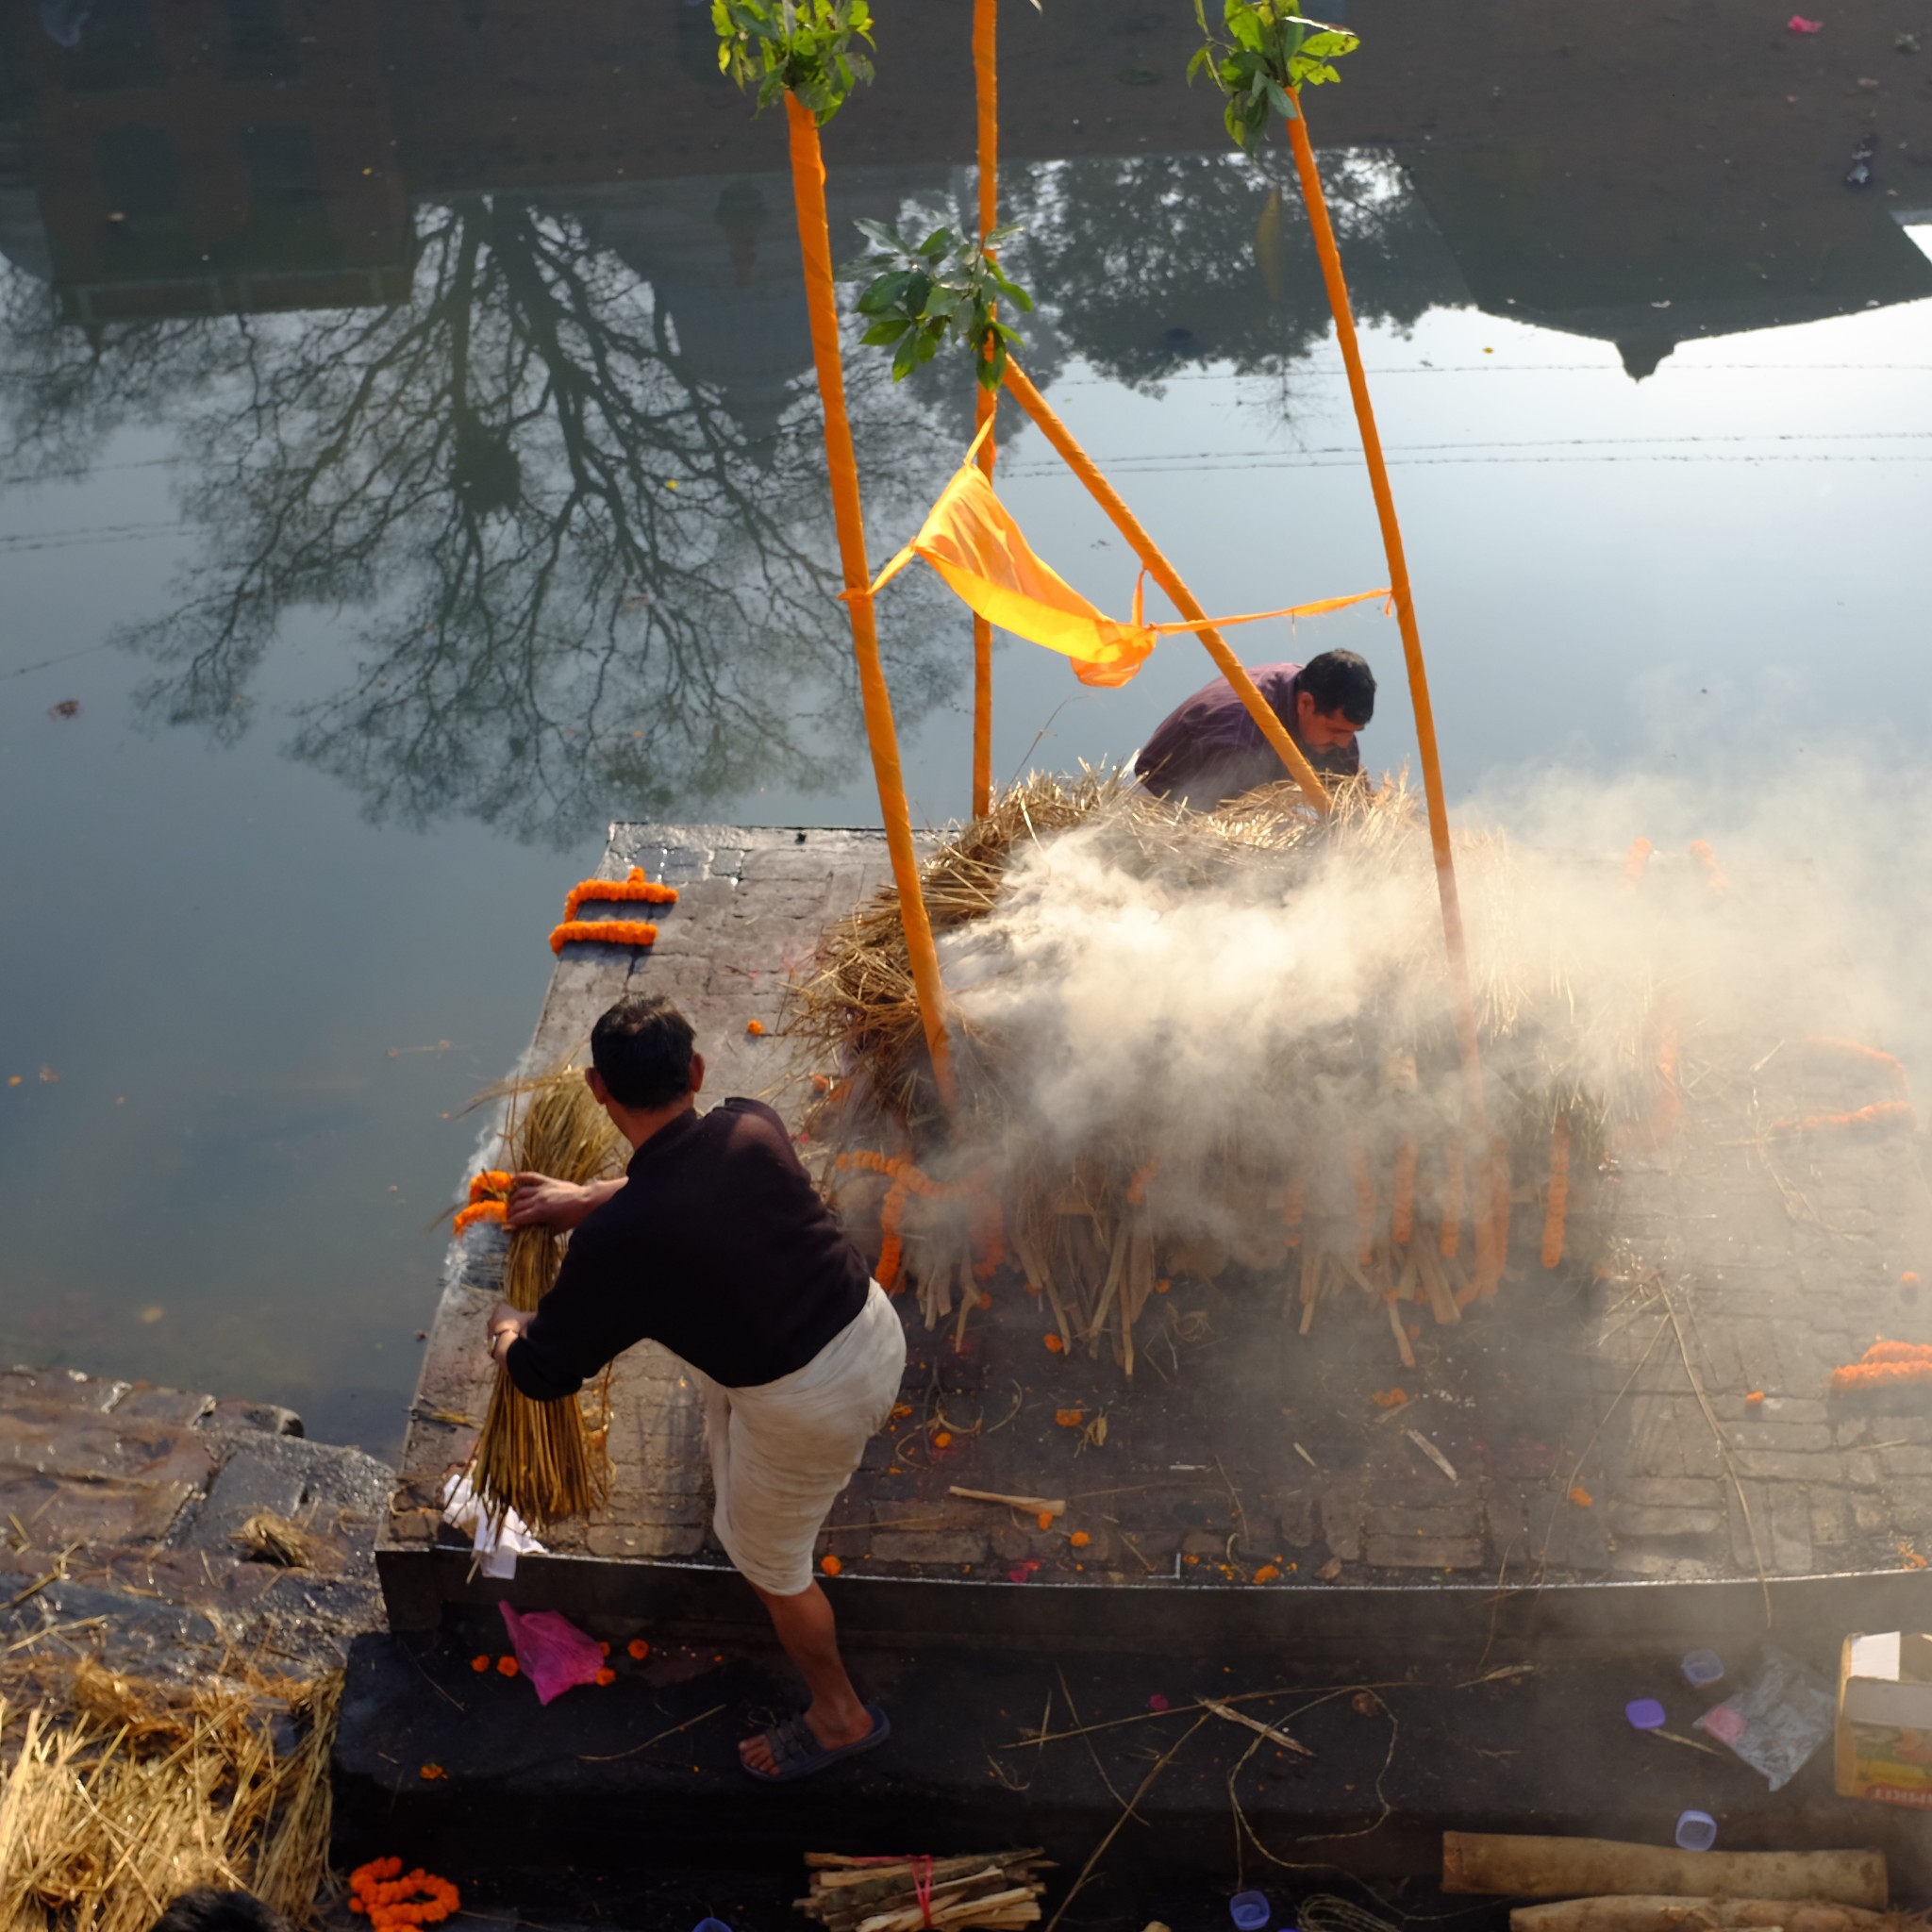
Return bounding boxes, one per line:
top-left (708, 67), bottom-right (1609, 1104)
top-left (949, 1487), bottom-right (1066, 1517)
top-left (1510, 1899), bottom-right (1894, 1932)
top-left (1443, 1836), bottom-right (1887, 1909)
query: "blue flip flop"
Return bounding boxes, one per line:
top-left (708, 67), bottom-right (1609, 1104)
top-left (742, 1704), bottom-right (890, 1782)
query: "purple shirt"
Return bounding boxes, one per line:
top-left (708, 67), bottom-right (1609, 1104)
top-left (1134, 662), bottom-right (1362, 808)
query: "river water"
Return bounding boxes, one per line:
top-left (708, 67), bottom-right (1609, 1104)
top-left (3, 3), bottom-right (1929, 1452)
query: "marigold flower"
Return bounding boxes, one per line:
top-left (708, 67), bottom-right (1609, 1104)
top-left (453, 1200), bottom-right (508, 1238)
top-left (812, 1073), bottom-right (832, 1091)
top-left (1370, 1389), bottom-right (1407, 1408)
top-left (821, 1554), bottom-right (842, 1576)
top-left (1036, 1510), bottom-right (1054, 1531)
top-left (1069, 1530), bottom-right (1091, 1548)
top-left (1154, 1276), bottom-right (1171, 1294)
top-left (1055, 1408), bottom-right (1085, 1428)
top-left (470, 1654), bottom-right (489, 1673)
top-left (746, 1019), bottom-right (765, 1036)
top-left (627, 1638), bottom-right (650, 1659)
top-left (1252, 1563), bottom-right (1280, 1584)
top-left (933, 1430), bottom-right (953, 1448)
top-left (594, 1668), bottom-right (615, 1686)
top-left (420, 1763), bottom-right (447, 1780)
top-left (1569, 1486), bottom-right (1593, 1508)
top-left (598, 1641), bottom-right (610, 1656)
top-left (548, 918), bottom-right (658, 955)
top-left (496, 1655), bottom-right (519, 1677)
top-left (1043, 1333), bottom-right (1064, 1354)
top-left (1745, 1391), bottom-right (1765, 1406)
top-left (891, 1403), bottom-right (913, 1419)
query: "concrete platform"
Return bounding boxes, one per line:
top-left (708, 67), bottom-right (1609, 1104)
top-left (380, 824), bottom-right (1932, 1659)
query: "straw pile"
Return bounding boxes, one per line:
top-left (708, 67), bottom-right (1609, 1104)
top-left (792, 774), bottom-right (1658, 1367)
top-left (471, 1068), bottom-right (624, 1532)
top-left (0, 1663), bottom-right (341, 1932)
top-left (797, 1850), bottom-right (1049, 1930)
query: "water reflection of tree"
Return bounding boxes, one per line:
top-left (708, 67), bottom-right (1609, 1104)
top-left (999, 149), bottom-right (1463, 388)
top-left (0, 197), bottom-right (958, 845)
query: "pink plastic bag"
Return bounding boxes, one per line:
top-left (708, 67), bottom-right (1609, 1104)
top-left (498, 1602), bottom-right (606, 1705)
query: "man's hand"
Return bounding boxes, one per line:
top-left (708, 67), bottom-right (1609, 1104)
top-left (486, 1303), bottom-right (527, 1366)
top-left (506, 1172), bottom-right (593, 1230)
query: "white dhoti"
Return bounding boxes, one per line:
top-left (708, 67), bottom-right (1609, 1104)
top-left (695, 1281), bottom-right (907, 1596)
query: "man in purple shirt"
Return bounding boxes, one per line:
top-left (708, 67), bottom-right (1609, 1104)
top-left (1134, 649), bottom-right (1376, 809)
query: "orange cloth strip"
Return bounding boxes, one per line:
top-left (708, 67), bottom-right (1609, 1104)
top-left (866, 441), bottom-right (1388, 689)
top-left (785, 94), bottom-right (957, 1108)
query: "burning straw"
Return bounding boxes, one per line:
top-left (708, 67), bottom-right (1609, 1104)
top-left (0, 1662), bottom-right (341, 1932)
top-left (791, 774), bottom-right (1659, 1366)
top-left (470, 1067), bottom-right (624, 1532)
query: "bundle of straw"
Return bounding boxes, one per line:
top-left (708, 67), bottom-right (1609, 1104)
top-left (0, 1666), bottom-right (341, 1932)
top-left (798, 774), bottom-right (1639, 1367)
top-left (470, 1068), bottom-right (624, 1532)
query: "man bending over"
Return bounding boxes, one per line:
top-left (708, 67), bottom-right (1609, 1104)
top-left (1134, 647), bottom-right (1375, 809)
top-left (486, 993), bottom-right (906, 1782)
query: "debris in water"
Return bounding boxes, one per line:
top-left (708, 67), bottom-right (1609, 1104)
top-left (47, 698), bottom-right (79, 720)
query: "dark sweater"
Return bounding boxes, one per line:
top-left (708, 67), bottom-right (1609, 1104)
top-left (1134, 661), bottom-right (1362, 808)
top-left (503, 1099), bottom-right (870, 1396)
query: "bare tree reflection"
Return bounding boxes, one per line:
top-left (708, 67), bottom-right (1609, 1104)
top-left (0, 194), bottom-right (958, 844)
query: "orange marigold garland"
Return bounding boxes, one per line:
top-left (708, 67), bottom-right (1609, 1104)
top-left (549, 918), bottom-right (659, 955)
top-left (561, 868), bottom-right (679, 922)
top-left (348, 1859), bottom-right (459, 1932)
top-left (468, 1170), bottom-right (514, 1204)
top-left (1832, 1340), bottom-right (1932, 1392)
top-left (1770, 1100), bottom-right (1915, 1139)
top-left (453, 1200), bottom-right (508, 1238)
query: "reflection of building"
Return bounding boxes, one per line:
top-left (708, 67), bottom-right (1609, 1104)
top-left (2, 0), bottom-right (410, 325)
top-left (1, 0), bottom-right (1929, 373)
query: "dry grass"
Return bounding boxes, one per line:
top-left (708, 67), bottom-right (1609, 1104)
top-left (471, 1067), bottom-right (624, 1533)
top-left (793, 774), bottom-right (1647, 1360)
top-left (0, 1663), bottom-right (341, 1932)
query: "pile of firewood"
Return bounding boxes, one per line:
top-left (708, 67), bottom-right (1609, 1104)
top-left (797, 1850), bottom-right (1051, 1930)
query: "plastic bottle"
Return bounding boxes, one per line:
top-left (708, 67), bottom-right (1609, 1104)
top-left (1675, 1809), bottom-right (1718, 1853)
top-left (1230, 1892), bottom-right (1272, 1932)
top-left (1682, 1649), bottom-right (1725, 1688)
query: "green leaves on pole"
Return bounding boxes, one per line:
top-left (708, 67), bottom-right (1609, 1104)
top-left (711, 0), bottom-right (875, 122)
top-left (841, 223), bottom-right (1035, 391)
top-left (1188, 0), bottom-right (1359, 150)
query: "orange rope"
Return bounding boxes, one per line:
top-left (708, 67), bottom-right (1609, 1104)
top-left (999, 359), bottom-right (1330, 813)
top-left (971, 0), bottom-right (999, 820)
top-left (1282, 99), bottom-right (1493, 1281)
top-left (785, 94), bottom-right (956, 1108)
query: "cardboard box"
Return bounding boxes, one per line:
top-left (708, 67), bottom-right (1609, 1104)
top-left (1836, 1632), bottom-right (1932, 1807)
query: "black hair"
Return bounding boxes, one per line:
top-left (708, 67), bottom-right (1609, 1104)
top-left (150, 1893), bottom-right (292, 1932)
top-left (1298, 650), bottom-right (1375, 728)
top-left (591, 993), bottom-right (696, 1108)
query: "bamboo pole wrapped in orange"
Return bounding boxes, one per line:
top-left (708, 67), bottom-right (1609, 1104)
top-left (1440, 1136), bottom-right (1464, 1259)
top-left (1541, 1115), bottom-right (1571, 1270)
top-left (1391, 1136), bottom-right (1418, 1246)
top-left (778, 90), bottom-right (958, 1108)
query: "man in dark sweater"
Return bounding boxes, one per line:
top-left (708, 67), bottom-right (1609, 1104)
top-left (1134, 648), bottom-right (1376, 809)
top-left (487, 994), bottom-right (906, 1781)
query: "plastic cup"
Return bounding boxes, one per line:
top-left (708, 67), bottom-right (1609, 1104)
top-left (1231, 1892), bottom-right (1272, 1932)
top-left (1625, 1697), bottom-right (1667, 1730)
top-left (1675, 1809), bottom-right (1718, 1853)
top-left (1682, 1648), bottom-right (1725, 1688)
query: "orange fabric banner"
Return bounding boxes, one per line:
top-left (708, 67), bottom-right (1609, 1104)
top-left (866, 441), bottom-right (1388, 689)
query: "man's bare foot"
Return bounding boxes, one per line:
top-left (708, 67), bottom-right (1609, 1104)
top-left (739, 1701), bottom-right (877, 1776)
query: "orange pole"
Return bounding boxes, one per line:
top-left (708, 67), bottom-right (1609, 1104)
top-left (1282, 96), bottom-right (1496, 1281)
top-left (970, 0), bottom-right (999, 819)
top-left (1002, 360), bottom-right (1330, 813)
top-left (785, 94), bottom-right (957, 1107)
